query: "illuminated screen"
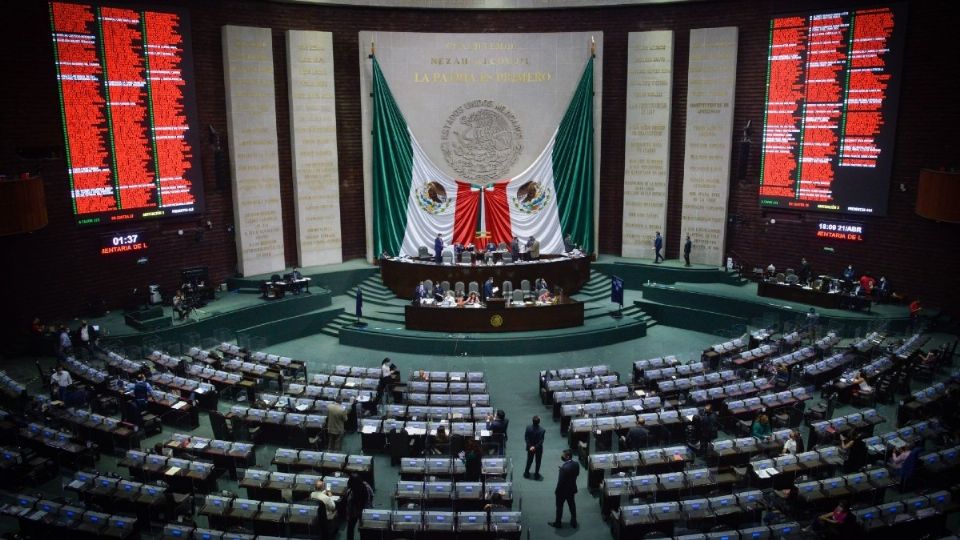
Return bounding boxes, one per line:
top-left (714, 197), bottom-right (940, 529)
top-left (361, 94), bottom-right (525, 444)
top-left (758, 4), bottom-right (906, 216)
top-left (49, 1), bottom-right (204, 226)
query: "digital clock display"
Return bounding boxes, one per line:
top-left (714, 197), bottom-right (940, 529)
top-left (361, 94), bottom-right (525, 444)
top-left (816, 221), bottom-right (864, 242)
top-left (100, 230), bottom-right (148, 255)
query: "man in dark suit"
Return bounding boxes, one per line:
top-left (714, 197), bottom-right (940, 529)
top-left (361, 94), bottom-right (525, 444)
top-left (549, 449), bottom-right (579, 528)
top-left (523, 416), bottom-right (545, 479)
top-left (798, 257), bottom-right (812, 283)
top-left (534, 277), bottom-right (548, 292)
top-left (683, 235), bottom-right (692, 267)
top-left (483, 277), bottom-right (495, 300)
top-left (625, 415), bottom-right (650, 449)
top-left (413, 282), bottom-right (426, 304)
top-left (654, 231), bottom-right (664, 263)
top-left (486, 410), bottom-right (509, 455)
top-left (434, 234), bottom-right (444, 264)
top-left (510, 235), bottom-right (520, 261)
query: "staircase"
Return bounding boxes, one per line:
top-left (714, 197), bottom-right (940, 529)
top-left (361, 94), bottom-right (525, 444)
top-left (319, 275), bottom-right (406, 337)
top-left (574, 269), bottom-right (657, 329)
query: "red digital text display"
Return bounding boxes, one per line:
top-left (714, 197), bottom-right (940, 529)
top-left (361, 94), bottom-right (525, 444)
top-left (50, 2), bottom-right (203, 226)
top-left (758, 5), bottom-right (905, 216)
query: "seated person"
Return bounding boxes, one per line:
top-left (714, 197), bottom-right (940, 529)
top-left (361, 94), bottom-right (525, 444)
top-left (465, 291), bottom-right (481, 306)
top-left (751, 413), bottom-right (772, 439)
top-left (456, 292), bottom-right (466, 307)
top-left (537, 289), bottom-right (554, 304)
top-left (859, 274), bottom-right (875, 295)
top-left (172, 290), bottom-right (190, 320)
top-left (534, 277), bottom-right (548, 292)
top-left (850, 370), bottom-right (873, 394)
top-left (413, 281), bottom-right (427, 304)
top-left (809, 501), bottom-right (850, 533)
top-left (441, 290), bottom-right (457, 307)
top-left (889, 445), bottom-right (909, 472)
top-left (286, 267), bottom-right (304, 294)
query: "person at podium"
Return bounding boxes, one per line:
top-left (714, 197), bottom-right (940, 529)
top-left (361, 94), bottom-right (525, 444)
top-left (465, 291), bottom-right (482, 307)
top-left (535, 277), bottom-right (548, 292)
top-left (441, 290), bottom-right (457, 307)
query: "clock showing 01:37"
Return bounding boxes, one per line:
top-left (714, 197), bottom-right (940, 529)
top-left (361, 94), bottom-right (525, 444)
top-left (100, 230), bottom-right (149, 256)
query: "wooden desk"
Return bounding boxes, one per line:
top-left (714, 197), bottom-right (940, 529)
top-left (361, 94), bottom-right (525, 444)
top-left (404, 299), bottom-right (584, 333)
top-left (381, 255), bottom-right (591, 299)
top-left (758, 281), bottom-right (871, 310)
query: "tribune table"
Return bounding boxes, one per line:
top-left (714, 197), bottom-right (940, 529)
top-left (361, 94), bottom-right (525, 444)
top-left (757, 281), bottom-right (871, 311)
top-left (404, 298), bottom-right (584, 332)
top-left (380, 254), bottom-right (591, 299)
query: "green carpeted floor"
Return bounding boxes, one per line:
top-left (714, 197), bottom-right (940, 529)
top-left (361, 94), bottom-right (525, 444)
top-left (3, 281), bottom-right (958, 538)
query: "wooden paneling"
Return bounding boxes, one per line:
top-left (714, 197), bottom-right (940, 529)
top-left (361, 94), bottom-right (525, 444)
top-left (1, 0), bottom-right (958, 323)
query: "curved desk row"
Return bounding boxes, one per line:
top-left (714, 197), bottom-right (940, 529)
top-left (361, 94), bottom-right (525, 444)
top-left (404, 299), bottom-right (584, 333)
top-left (380, 255), bottom-right (591, 300)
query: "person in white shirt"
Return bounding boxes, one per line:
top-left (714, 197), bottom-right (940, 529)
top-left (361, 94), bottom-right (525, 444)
top-left (851, 370), bottom-right (873, 394)
top-left (310, 479), bottom-right (338, 522)
top-left (51, 365), bottom-right (73, 401)
top-left (782, 431), bottom-right (801, 455)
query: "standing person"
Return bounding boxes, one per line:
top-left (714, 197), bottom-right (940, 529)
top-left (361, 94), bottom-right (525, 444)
top-left (326, 402), bottom-right (347, 451)
top-left (483, 277), bottom-right (495, 300)
top-left (683, 235), bottom-right (692, 267)
top-left (653, 231), bottom-right (664, 263)
top-left (806, 308), bottom-right (819, 343)
top-left (377, 358), bottom-right (397, 405)
top-left (133, 373), bottom-right (153, 416)
top-left (76, 320), bottom-right (97, 358)
top-left (528, 236), bottom-right (540, 260)
top-left (523, 416), bottom-right (545, 479)
top-left (462, 438), bottom-right (482, 481)
top-left (699, 403), bottom-right (717, 454)
top-left (50, 364), bottom-right (72, 401)
top-left (563, 233), bottom-right (576, 252)
top-left (899, 441), bottom-right (923, 491)
top-left (798, 257), bottom-right (812, 283)
top-left (340, 473), bottom-right (373, 540)
top-left (549, 449), bottom-right (580, 528)
top-left (57, 325), bottom-right (72, 360)
top-left (510, 235), bottom-right (520, 262)
top-left (434, 233), bottom-right (444, 264)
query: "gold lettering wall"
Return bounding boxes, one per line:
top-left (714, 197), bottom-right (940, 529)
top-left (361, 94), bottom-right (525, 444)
top-left (680, 27), bottom-right (738, 266)
top-left (286, 30), bottom-right (342, 267)
top-left (358, 31), bottom-right (604, 261)
top-left (223, 26), bottom-right (286, 276)
top-left (622, 31), bottom-right (674, 259)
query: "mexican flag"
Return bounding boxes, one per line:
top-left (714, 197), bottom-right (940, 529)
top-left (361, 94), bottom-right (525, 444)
top-left (371, 56), bottom-right (594, 259)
